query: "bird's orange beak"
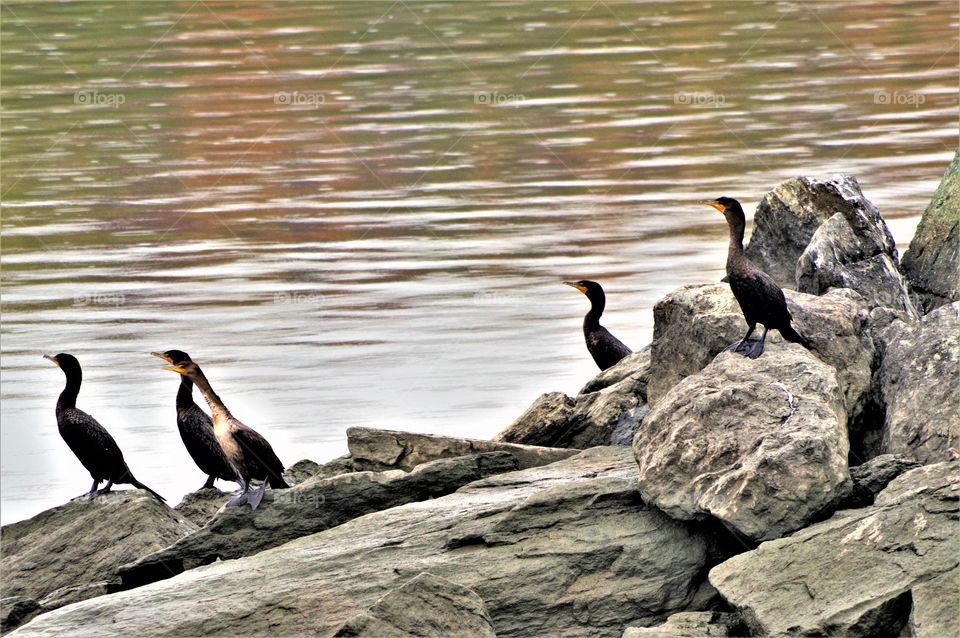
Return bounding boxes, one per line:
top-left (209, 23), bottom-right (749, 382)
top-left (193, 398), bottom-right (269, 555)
top-left (162, 364), bottom-right (187, 375)
top-left (43, 354), bottom-right (60, 367)
top-left (564, 281), bottom-right (588, 294)
top-left (702, 200), bottom-right (726, 213)
top-left (151, 352), bottom-right (173, 364)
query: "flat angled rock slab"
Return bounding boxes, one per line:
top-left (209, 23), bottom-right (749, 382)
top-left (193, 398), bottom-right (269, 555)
top-left (877, 302), bottom-right (960, 464)
top-left (348, 426), bottom-right (577, 470)
top-left (709, 461), bottom-right (960, 638)
top-left (119, 451), bottom-right (520, 588)
top-left (0, 491), bottom-right (196, 631)
top-left (333, 573), bottom-right (496, 638)
top-left (635, 348), bottom-right (851, 542)
top-left (14, 448), bottom-right (712, 638)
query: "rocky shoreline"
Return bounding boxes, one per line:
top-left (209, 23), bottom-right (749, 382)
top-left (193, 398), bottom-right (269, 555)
top-left (2, 154), bottom-right (958, 637)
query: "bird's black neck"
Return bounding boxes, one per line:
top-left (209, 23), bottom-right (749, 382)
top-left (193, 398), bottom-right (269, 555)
top-left (726, 215), bottom-right (747, 271)
top-left (584, 292), bottom-right (605, 328)
top-left (56, 370), bottom-right (81, 413)
top-left (176, 376), bottom-right (197, 410)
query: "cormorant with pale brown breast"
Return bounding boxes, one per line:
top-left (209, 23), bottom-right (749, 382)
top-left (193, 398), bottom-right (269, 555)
top-left (151, 350), bottom-right (241, 490)
top-left (161, 357), bottom-right (288, 510)
top-left (564, 280), bottom-right (632, 370)
top-left (705, 197), bottom-right (810, 359)
top-left (44, 353), bottom-right (164, 501)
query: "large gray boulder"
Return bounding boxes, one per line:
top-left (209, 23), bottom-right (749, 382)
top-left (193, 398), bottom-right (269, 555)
top-left (333, 573), bottom-right (496, 638)
top-left (495, 349), bottom-right (651, 448)
top-left (622, 611), bottom-right (744, 638)
top-left (646, 285), bottom-right (874, 429)
top-left (709, 461), bottom-right (960, 637)
top-left (876, 302), bottom-right (960, 464)
top-left (796, 195), bottom-right (917, 317)
top-left (635, 348), bottom-right (851, 542)
top-left (844, 454), bottom-right (921, 508)
top-left (902, 150), bottom-right (960, 313)
top-left (0, 491), bottom-right (196, 631)
top-left (119, 451), bottom-right (521, 588)
top-left (350, 426), bottom-right (576, 471)
top-left (744, 176), bottom-right (861, 288)
top-left (13, 448), bottom-right (714, 638)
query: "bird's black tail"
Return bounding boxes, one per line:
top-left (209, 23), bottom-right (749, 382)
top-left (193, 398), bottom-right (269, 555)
top-left (131, 478), bottom-right (166, 502)
top-left (780, 323), bottom-right (811, 349)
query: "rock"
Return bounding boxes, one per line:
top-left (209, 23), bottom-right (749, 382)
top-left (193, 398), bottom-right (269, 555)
top-left (333, 573), bottom-right (496, 638)
top-left (15, 448), bottom-right (714, 638)
top-left (844, 454), bottom-right (921, 508)
top-left (646, 285), bottom-right (874, 431)
top-left (119, 452), bottom-right (520, 589)
top-left (796, 198), bottom-right (917, 317)
top-left (646, 284), bottom-right (742, 405)
top-left (877, 302), bottom-right (960, 464)
top-left (495, 350), bottom-right (651, 449)
top-left (350, 427), bottom-right (577, 471)
top-left (902, 150), bottom-right (960, 313)
top-left (635, 348), bottom-right (851, 542)
top-left (1, 597), bottom-right (40, 634)
top-left (744, 176), bottom-right (861, 288)
top-left (284, 455), bottom-right (355, 485)
top-left (172, 488), bottom-right (231, 527)
top-left (579, 347), bottom-right (651, 394)
top-left (0, 491), bottom-right (196, 631)
top-left (709, 461), bottom-right (960, 637)
top-left (622, 611), bottom-right (744, 637)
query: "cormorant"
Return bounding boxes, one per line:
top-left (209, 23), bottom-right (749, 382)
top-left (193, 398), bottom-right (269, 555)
top-left (564, 280), bottom-right (632, 370)
top-left (151, 350), bottom-right (241, 490)
top-left (161, 358), bottom-right (288, 510)
top-left (44, 353), bottom-right (164, 501)
top-left (705, 197), bottom-right (811, 359)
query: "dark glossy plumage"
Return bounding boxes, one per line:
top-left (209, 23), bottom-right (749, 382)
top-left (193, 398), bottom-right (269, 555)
top-left (709, 197), bottom-right (810, 358)
top-left (153, 350), bottom-right (239, 489)
top-left (45, 353), bottom-right (164, 501)
top-left (565, 280), bottom-right (632, 370)
top-left (164, 359), bottom-right (288, 509)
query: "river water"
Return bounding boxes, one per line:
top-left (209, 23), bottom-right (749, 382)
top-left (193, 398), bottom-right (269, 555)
top-left (1, 1), bottom-right (956, 523)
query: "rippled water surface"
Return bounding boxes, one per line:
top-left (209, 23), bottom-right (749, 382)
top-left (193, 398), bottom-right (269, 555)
top-left (1, 1), bottom-right (957, 523)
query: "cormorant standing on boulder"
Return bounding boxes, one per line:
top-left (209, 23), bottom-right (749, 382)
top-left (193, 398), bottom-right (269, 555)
top-left (564, 280), bottom-right (632, 370)
top-left (151, 350), bottom-right (241, 490)
top-left (44, 353), bottom-right (165, 501)
top-left (705, 197), bottom-right (811, 359)
top-left (161, 358), bottom-right (288, 510)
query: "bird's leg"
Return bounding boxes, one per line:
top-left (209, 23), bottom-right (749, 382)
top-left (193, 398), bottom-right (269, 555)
top-left (226, 478), bottom-right (249, 508)
top-left (94, 480), bottom-right (114, 498)
top-left (744, 327), bottom-right (769, 359)
top-left (201, 475), bottom-right (216, 490)
top-left (82, 479), bottom-right (100, 500)
top-left (247, 479), bottom-right (269, 511)
top-left (725, 325), bottom-right (756, 354)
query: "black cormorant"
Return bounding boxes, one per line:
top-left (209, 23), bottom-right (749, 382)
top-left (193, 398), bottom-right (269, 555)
top-left (151, 350), bottom-right (241, 490)
top-left (161, 358), bottom-right (288, 510)
top-left (706, 197), bottom-right (811, 359)
top-left (564, 280), bottom-right (632, 370)
top-left (44, 353), bottom-right (164, 501)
